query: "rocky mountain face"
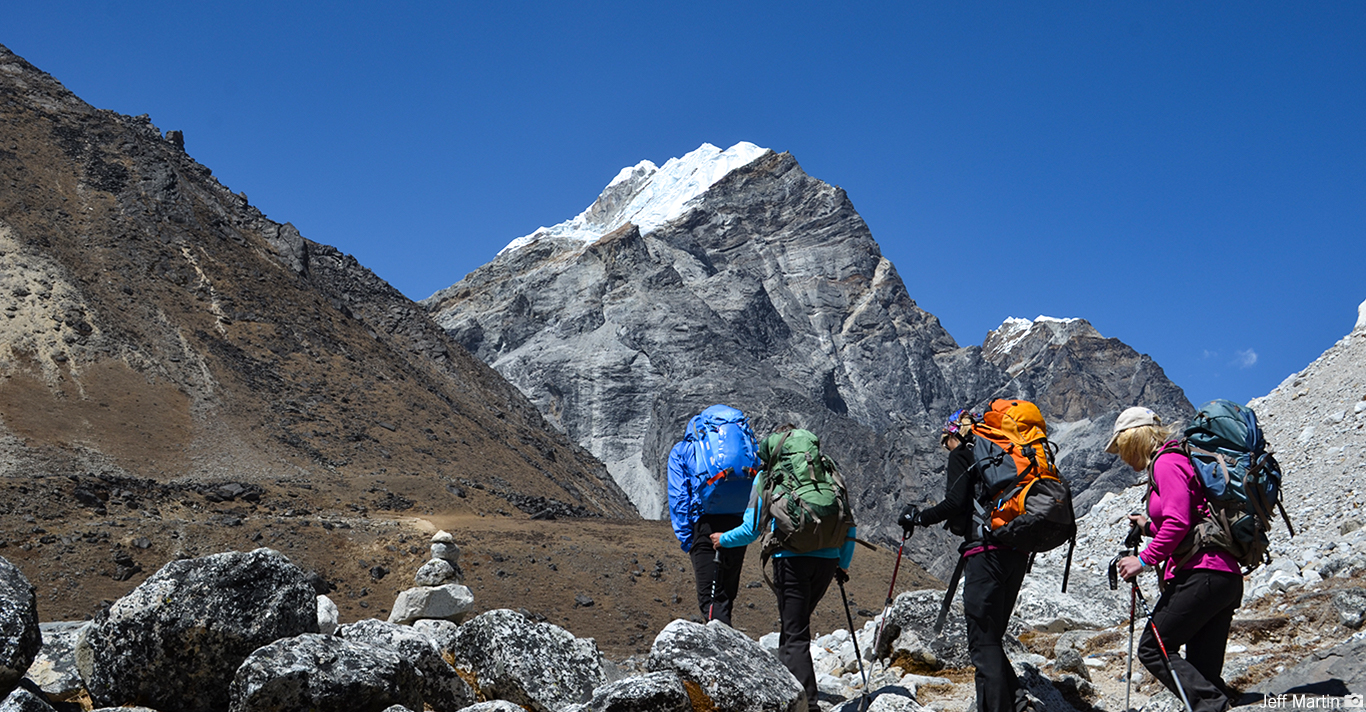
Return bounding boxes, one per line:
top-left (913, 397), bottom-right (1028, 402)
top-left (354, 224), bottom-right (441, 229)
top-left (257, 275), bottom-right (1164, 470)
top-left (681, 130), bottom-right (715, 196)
top-left (424, 144), bottom-right (1192, 575)
top-left (0, 43), bottom-right (633, 623)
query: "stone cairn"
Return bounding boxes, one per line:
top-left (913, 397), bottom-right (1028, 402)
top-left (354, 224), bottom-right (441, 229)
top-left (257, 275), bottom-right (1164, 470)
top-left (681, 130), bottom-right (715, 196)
top-left (388, 530), bottom-right (475, 626)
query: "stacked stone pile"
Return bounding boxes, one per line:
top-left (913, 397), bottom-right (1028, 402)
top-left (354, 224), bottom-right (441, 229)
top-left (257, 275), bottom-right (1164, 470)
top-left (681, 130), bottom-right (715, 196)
top-left (388, 530), bottom-right (475, 626)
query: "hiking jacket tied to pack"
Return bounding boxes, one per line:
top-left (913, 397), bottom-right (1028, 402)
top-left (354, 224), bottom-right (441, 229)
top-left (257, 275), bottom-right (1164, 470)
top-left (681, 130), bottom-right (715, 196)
top-left (1140, 443), bottom-right (1241, 580)
top-left (714, 476), bottom-right (856, 568)
top-left (668, 439), bottom-right (750, 551)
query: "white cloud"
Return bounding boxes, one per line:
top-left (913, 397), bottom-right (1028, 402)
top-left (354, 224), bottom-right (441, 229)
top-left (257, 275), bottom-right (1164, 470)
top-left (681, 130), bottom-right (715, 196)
top-left (1234, 349), bottom-right (1258, 368)
top-left (1202, 350), bottom-right (1218, 359)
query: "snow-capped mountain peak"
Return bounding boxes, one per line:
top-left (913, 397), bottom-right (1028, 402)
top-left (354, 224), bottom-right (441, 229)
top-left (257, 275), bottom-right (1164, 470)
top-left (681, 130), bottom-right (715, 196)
top-left (499, 141), bottom-right (769, 254)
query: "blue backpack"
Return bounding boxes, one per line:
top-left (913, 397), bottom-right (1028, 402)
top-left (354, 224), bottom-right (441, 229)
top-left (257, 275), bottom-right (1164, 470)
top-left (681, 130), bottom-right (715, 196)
top-left (685, 405), bottom-right (760, 515)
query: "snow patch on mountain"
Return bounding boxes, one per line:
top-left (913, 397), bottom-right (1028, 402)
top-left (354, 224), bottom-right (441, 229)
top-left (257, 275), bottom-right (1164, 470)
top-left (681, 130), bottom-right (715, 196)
top-left (500, 142), bottom-right (768, 254)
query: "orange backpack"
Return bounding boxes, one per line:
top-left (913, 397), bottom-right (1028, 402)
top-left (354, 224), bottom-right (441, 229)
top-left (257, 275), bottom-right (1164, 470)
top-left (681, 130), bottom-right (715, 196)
top-left (968, 399), bottom-right (1076, 571)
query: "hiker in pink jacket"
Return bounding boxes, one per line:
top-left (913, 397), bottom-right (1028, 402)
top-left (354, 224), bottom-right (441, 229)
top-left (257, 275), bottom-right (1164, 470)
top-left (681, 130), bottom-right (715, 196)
top-left (1112, 406), bottom-right (1243, 712)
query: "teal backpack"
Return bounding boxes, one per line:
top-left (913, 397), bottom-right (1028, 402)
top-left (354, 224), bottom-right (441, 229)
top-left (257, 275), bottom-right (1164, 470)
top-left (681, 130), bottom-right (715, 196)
top-left (1160, 399), bottom-right (1294, 571)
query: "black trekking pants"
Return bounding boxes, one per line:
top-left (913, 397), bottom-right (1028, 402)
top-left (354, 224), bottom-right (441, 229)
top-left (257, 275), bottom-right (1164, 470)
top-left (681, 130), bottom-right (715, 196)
top-left (1137, 568), bottom-right (1242, 712)
top-left (688, 514), bottom-right (745, 625)
top-left (773, 555), bottom-right (838, 711)
top-left (962, 547), bottom-right (1029, 712)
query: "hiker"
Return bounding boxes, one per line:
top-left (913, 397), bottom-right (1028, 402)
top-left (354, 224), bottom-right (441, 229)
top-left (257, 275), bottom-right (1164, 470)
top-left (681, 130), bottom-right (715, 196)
top-left (1111, 405), bottom-right (1243, 712)
top-left (667, 404), bottom-right (761, 625)
top-left (710, 425), bottom-right (856, 711)
top-left (898, 409), bottom-right (1032, 712)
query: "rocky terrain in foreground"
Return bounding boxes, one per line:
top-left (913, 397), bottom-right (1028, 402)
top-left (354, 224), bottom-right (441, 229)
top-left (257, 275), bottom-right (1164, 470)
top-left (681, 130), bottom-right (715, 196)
top-left (7, 305), bottom-right (1355, 712)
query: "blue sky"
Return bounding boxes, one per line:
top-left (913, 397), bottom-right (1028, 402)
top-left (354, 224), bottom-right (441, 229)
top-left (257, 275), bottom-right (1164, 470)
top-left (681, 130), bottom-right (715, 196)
top-left (7, 3), bottom-right (1364, 410)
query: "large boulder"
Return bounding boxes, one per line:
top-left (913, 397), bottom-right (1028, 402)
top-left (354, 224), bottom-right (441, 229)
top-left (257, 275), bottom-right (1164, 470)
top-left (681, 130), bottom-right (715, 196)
top-left (338, 619), bottom-right (474, 712)
top-left (587, 672), bottom-right (691, 712)
top-left (229, 633), bottom-right (422, 712)
top-left (873, 590), bottom-right (971, 670)
top-left (387, 584), bottom-right (474, 625)
top-left (647, 619), bottom-right (804, 712)
top-left (22, 622), bottom-right (86, 703)
top-left (0, 557), bottom-right (40, 697)
top-left (1253, 634), bottom-right (1366, 698)
top-left (75, 548), bottom-right (319, 712)
top-left (447, 609), bottom-right (604, 712)
top-left (0, 682), bottom-right (56, 712)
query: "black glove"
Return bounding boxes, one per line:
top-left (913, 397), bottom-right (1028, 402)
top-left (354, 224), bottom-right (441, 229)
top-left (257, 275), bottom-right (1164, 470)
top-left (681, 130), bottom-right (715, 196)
top-left (834, 568), bottom-right (849, 585)
top-left (898, 504), bottom-right (920, 533)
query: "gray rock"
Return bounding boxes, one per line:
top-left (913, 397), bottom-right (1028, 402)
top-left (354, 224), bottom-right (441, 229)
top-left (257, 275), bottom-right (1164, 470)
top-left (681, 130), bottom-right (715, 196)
top-left (459, 702), bottom-right (530, 712)
top-left (387, 583), bottom-right (474, 625)
top-left (1254, 633), bottom-right (1366, 697)
top-left (0, 557), bottom-right (40, 698)
top-left (448, 609), bottom-right (604, 712)
top-left (22, 622), bottom-right (86, 701)
top-left (76, 548), bottom-right (319, 712)
top-left (647, 619), bottom-right (804, 712)
top-left (1052, 630), bottom-right (1101, 660)
top-left (414, 559), bottom-right (458, 586)
top-left (431, 530), bottom-right (455, 544)
top-left (430, 542), bottom-right (460, 564)
top-left (1052, 649), bottom-right (1091, 682)
top-left (338, 618), bottom-right (474, 712)
top-left (0, 684), bottom-right (56, 712)
top-left (229, 633), bottom-right (421, 712)
top-left (1332, 588), bottom-right (1366, 629)
top-left (411, 619), bottom-right (461, 653)
top-left (317, 594), bottom-right (339, 636)
top-left (874, 590), bottom-right (971, 670)
top-left (588, 671), bottom-right (691, 712)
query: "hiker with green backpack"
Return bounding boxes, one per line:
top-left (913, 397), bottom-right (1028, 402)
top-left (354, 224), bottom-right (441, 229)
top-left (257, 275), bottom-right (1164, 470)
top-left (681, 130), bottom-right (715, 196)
top-left (709, 425), bottom-right (856, 712)
top-left (1110, 403), bottom-right (1268, 712)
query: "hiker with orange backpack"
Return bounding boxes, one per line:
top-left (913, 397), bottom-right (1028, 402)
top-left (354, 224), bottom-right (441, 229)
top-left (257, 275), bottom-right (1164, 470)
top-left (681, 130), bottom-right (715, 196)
top-left (1111, 406), bottom-right (1245, 712)
top-left (899, 400), bottom-right (1075, 712)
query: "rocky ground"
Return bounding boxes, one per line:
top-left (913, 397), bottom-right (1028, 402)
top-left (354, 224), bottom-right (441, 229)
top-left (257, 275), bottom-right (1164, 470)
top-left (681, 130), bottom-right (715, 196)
top-left (0, 468), bottom-right (936, 658)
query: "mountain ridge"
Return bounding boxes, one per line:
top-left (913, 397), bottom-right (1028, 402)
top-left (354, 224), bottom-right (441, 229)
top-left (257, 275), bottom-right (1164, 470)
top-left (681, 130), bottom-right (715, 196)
top-left (424, 146), bottom-right (1193, 576)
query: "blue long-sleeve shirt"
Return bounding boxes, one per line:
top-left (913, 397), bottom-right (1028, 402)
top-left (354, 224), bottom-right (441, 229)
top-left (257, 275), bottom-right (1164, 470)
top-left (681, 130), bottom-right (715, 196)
top-left (716, 479), bottom-right (855, 569)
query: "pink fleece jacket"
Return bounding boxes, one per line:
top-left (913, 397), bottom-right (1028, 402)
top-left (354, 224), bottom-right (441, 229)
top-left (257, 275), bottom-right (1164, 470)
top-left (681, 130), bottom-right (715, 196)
top-left (1139, 443), bottom-right (1241, 580)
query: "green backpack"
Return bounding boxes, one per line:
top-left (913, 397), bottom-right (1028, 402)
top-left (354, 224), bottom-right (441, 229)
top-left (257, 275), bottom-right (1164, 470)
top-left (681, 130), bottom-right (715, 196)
top-left (756, 429), bottom-right (855, 559)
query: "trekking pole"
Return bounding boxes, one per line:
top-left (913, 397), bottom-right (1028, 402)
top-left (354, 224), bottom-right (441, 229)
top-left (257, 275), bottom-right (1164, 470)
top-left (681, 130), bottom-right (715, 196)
top-left (1132, 583), bottom-right (1194, 712)
top-left (872, 529), bottom-right (909, 672)
top-left (834, 570), bottom-right (871, 712)
top-left (707, 548), bottom-right (721, 622)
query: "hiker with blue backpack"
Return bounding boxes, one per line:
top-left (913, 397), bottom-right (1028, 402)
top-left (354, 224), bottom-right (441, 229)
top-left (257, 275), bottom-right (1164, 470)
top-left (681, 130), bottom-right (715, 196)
top-left (1109, 401), bottom-right (1289, 712)
top-left (667, 404), bottom-right (762, 626)
top-left (710, 425), bottom-right (856, 712)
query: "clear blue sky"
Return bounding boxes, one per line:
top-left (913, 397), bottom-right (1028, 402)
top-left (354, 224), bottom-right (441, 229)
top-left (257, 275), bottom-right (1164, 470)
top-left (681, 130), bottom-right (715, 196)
top-left (8, 3), bottom-right (1364, 409)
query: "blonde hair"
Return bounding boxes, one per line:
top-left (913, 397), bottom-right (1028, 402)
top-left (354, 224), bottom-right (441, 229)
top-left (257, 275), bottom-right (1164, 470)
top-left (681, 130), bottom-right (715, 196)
top-left (1113, 423), bottom-right (1176, 472)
